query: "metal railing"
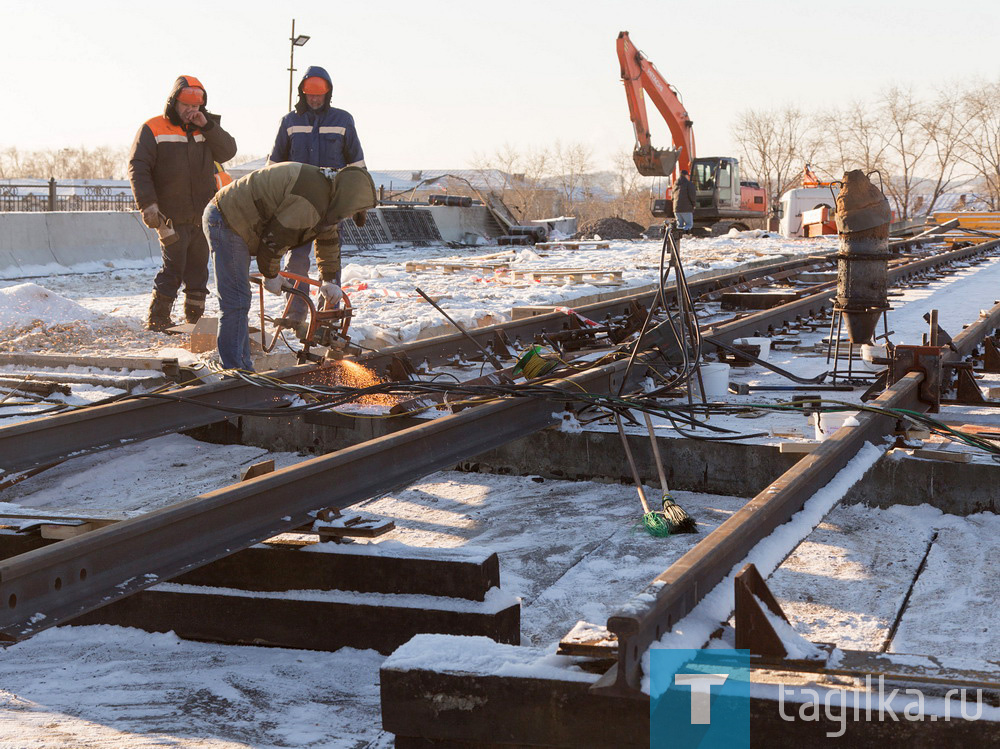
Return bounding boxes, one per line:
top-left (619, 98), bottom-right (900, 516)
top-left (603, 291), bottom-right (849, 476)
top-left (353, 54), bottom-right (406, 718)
top-left (0, 179), bottom-right (135, 212)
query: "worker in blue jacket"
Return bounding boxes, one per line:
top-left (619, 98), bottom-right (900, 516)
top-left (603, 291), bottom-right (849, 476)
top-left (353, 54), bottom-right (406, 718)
top-left (268, 66), bottom-right (366, 323)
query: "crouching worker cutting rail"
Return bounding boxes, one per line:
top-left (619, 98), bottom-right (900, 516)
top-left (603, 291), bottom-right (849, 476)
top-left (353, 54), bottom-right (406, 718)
top-left (202, 163), bottom-right (376, 371)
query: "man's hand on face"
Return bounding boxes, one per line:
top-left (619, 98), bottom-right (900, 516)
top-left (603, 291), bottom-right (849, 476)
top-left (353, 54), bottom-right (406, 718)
top-left (183, 109), bottom-right (208, 128)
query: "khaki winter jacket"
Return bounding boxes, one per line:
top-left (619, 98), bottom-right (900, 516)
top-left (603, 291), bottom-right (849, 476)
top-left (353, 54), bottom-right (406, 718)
top-left (128, 76), bottom-right (238, 224)
top-left (213, 163), bottom-right (377, 281)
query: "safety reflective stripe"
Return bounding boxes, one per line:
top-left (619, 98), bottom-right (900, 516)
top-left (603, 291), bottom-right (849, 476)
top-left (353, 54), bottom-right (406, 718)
top-left (347, 159), bottom-right (366, 168)
top-left (319, 126), bottom-right (346, 135)
top-left (153, 133), bottom-right (205, 144)
top-left (287, 126), bottom-right (313, 136)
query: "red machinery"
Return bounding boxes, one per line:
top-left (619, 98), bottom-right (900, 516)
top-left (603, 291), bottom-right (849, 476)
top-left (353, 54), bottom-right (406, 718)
top-left (617, 31), bottom-right (767, 233)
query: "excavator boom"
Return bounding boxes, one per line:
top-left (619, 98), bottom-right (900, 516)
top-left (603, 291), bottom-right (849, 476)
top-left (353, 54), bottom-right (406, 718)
top-left (616, 31), bottom-right (695, 177)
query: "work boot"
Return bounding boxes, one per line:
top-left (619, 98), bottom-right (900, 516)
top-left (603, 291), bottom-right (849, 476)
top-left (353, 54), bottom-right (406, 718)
top-left (146, 290), bottom-right (176, 332)
top-left (184, 292), bottom-right (207, 324)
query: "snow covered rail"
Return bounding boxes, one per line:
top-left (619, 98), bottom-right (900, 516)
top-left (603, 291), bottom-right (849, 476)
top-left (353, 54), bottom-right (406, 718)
top-left (0, 353), bottom-right (657, 642)
top-left (595, 372), bottom-right (926, 696)
top-left (596, 296), bottom-right (1000, 697)
top-left (0, 253), bottom-right (837, 475)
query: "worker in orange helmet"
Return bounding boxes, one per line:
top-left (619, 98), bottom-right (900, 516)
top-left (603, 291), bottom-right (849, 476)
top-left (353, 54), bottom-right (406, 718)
top-left (128, 76), bottom-right (238, 331)
top-left (267, 66), bottom-right (366, 327)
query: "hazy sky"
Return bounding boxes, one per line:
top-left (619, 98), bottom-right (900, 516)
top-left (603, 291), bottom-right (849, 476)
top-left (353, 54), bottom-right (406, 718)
top-left (2, 0), bottom-right (998, 172)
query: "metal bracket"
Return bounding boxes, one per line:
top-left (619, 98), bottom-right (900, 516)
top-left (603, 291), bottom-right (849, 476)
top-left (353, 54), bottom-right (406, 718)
top-left (891, 345), bottom-right (943, 411)
top-left (953, 367), bottom-right (986, 404)
top-left (734, 563), bottom-right (791, 657)
top-left (980, 337), bottom-right (1000, 374)
top-left (389, 354), bottom-right (417, 382)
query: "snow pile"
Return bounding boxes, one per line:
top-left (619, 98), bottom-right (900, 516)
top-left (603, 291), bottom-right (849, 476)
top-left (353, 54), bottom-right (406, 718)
top-left (0, 282), bottom-right (103, 329)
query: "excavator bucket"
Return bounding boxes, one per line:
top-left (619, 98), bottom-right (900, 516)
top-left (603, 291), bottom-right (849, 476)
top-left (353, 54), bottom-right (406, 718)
top-left (632, 145), bottom-right (680, 177)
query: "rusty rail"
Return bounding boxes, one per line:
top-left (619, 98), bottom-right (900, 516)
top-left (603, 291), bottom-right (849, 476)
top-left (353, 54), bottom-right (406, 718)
top-left (595, 297), bottom-right (1000, 697)
top-left (0, 353), bottom-right (650, 641)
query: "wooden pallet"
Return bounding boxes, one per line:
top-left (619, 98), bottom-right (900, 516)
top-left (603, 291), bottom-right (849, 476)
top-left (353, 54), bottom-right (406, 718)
top-left (932, 211), bottom-right (1000, 231)
top-left (508, 268), bottom-right (623, 285)
top-left (535, 240), bottom-right (611, 250)
top-left (405, 260), bottom-right (509, 274)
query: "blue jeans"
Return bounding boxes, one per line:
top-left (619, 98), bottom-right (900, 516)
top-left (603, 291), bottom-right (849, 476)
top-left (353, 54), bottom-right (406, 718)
top-left (282, 242), bottom-right (313, 322)
top-left (203, 203), bottom-right (254, 371)
top-left (675, 212), bottom-right (694, 231)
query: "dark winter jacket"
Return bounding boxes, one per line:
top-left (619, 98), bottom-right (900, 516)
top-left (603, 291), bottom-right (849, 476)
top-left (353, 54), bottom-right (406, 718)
top-left (268, 66), bottom-right (365, 170)
top-left (673, 173), bottom-right (697, 213)
top-left (213, 163), bottom-right (376, 282)
top-left (128, 76), bottom-right (238, 223)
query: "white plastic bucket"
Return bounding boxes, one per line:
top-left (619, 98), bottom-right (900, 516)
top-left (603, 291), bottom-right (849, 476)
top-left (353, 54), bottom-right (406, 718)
top-left (734, 337), bottom-right (771, 362)
top-left (695, 363), bottom-right (731, 399)
top-left (813, 411), bottom-right (858, 441)
top-left (860, 344), bottom-right (887, 371)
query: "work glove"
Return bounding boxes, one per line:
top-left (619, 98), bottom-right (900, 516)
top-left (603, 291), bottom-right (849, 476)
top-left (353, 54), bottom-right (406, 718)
top-left (353, 210), bottom-right (367, 228)
top-left (141, 203), bottom-right (162, 228)
top-left (318, 282), bottom-right (343, 307)
top-left (263, 275), bottom-right (284, 295)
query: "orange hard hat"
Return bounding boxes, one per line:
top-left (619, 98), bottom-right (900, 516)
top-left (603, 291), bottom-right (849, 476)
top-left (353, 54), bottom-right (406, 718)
top-left (177, 87), bottom-right (205, 106)
top-left (302, 76), bottom-right (330, 95)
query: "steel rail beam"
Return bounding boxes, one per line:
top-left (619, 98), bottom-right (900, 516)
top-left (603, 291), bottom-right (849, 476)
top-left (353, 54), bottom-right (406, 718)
top-left (355, 253), bottom-right (835, 373)
top-left (688, 240), bottom-right (999, 348)
top-left (0, 255), bottom-right (834, 476)
top-left (0, 244), bottom-right (985, 477)
top-left (0, 364), bottom-right (319, 475)
top-left (594, 372), bottom-right (925, 697)
top-left (595, 293), bottom-right (1000, 697)
top-left (0, 354), bottom-right (646, 641)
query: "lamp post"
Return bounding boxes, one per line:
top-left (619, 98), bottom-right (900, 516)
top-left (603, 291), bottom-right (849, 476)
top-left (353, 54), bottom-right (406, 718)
top-left (288, 19), bottom-right (311, 111)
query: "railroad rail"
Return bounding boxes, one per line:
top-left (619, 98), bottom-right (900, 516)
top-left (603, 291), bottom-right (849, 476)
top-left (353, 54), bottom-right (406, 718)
top-left (0, 240), bottom-right (996, 643)
top-left (1, 242), bottom-right (991, 476)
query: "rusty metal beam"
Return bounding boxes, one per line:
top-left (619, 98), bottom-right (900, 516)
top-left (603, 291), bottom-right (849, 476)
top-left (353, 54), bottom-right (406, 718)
top-left (594, 294), bottom-right (1000, 697)
top-left (0, 256), bottom-right (836, 477)
top-left (0, 245), bottom-right (985, 477)
top-left (0, 355), bottom-right (644, 641)
top-left (595, 372), bottom-right (925, 697)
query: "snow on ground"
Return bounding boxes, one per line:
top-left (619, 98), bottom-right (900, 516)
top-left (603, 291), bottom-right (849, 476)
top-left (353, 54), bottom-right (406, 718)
top-left (0, 429), bottom-right (747, 747)
top-left (2, 237), bottom-right (1000, 744)
top-left (0, 626), bottom-right (386, 749)
top-left (0, 434), bottom-right (310, 517)
top-left (770, 502), bottom-right (1000, 661)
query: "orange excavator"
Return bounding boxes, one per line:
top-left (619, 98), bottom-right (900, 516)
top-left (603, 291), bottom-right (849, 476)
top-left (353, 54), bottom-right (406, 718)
top-left (617, 31), bottom-right (767, 234)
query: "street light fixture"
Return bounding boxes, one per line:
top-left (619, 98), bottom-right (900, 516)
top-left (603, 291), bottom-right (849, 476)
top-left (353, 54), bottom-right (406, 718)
top-left (288, 19), bottom-right (311, 111)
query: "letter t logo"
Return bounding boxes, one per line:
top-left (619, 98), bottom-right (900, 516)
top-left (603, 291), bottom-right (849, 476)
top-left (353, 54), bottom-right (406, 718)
top-left (674, 674), bottom-right (729, 724)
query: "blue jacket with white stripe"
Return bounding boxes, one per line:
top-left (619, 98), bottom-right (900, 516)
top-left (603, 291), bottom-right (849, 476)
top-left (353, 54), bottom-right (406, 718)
top-left (268, 66), bottom-right (365, 170)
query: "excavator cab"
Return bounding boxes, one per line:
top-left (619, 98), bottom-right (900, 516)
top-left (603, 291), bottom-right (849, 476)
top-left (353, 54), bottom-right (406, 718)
top-left (693, 157), bottom-right (740, 211)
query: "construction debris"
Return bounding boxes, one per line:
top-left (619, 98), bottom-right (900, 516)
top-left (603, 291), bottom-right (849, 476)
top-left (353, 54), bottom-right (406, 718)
top-left (575, 217), bottom-right (645, 240)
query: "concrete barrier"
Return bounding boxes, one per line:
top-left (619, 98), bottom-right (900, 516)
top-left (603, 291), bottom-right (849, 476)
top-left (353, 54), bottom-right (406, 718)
top-left (0, 205), bottom-right (502, 279)
top-left (0, 211), bottom-right (160, 279)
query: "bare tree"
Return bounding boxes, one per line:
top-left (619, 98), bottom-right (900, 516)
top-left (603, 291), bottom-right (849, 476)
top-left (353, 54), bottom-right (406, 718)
top-left (918, 88), bottom-right (973, 214)
top-left (601, 149), bottom-right (655, 225)
top-left (879, 86), bottom-right (931, 219)
top-left (732, 106), bottom-right (815, 205)
top-left (0, 146), bottom-right (129, 180)
top-left (470, 143), bottom-right (553, 221)
top-left (549, 141), bottom-right (595, 216)
top-left (958, 78), bottom-right (1000, 209)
